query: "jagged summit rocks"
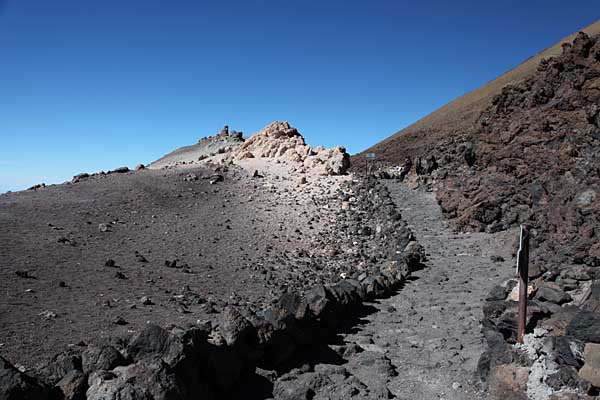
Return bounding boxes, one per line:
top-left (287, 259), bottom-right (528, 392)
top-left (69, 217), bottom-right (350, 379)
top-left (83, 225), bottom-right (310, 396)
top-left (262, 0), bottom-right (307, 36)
top-left (234, 121), bottom-right (350, 175)
top-left (149, 121), bottom-right (350, 175)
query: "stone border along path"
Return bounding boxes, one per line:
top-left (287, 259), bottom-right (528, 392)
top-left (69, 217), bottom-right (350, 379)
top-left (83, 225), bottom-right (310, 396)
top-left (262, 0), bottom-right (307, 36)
top-left (278, 182), bottom-right (518, 400)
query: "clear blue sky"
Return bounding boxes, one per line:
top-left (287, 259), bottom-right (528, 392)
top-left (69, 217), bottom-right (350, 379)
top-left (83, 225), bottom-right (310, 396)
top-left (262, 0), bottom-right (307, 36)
top-left (1, 1), bottom-right (598, 192)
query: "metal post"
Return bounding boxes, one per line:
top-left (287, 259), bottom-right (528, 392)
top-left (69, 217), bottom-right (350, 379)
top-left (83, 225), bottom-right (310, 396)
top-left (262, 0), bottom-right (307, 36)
top-left (517, 225), bottom-right (530, 344)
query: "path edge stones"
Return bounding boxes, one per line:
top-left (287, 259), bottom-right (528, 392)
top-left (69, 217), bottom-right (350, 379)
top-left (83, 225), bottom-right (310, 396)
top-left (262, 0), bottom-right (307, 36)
top-left (0, 177), bottom-right (426, 400)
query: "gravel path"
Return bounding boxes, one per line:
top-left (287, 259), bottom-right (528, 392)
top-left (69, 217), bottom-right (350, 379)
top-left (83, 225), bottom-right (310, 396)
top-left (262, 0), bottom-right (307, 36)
top-left (279, 183), bottom-right (517, 400)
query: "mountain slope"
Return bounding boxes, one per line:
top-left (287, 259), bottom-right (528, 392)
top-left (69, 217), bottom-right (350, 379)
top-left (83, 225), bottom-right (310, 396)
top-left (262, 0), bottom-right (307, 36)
top-left (356, 19), bottom-right (600, 165)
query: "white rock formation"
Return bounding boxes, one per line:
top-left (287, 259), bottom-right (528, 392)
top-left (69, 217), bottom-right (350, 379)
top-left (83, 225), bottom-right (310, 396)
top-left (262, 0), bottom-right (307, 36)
top-left (234, 121), bottom-right (349, 175)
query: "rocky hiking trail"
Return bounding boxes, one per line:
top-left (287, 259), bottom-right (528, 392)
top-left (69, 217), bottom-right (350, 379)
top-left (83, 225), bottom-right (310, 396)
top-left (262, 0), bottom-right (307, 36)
top-left (274, 183), bottom-right (517, 400)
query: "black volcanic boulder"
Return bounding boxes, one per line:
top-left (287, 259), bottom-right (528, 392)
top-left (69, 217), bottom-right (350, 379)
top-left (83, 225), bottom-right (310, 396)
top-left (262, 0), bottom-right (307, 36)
top-left (219, 306), bottom-right (255, 348)
top-left (0, 356), bottom-right (49, 400)
top-left (56, 370), bottom-right (88, 400)
top-left (583, 281), bottom-right (600, 312)
top-left (127, 324), bottom-right (209, 368)
top-left (85, 357), bottom-right (185, 400)
top-left (402, 241), bottom-right (425, 272)
top-left (34, 349), bottom-right (82, 386)
top-left (127, 324), bottom-right (182, 365)
top-left (534, 286), bottom-right (572, 305)
top-left (566, 311), bottom-right (600, 343)
top-left (82, 345), bottom-right (127, 373)
top-left (304, 285), bottom-right (331, 319)
top-left (125, 324), bottom-right (214, 398)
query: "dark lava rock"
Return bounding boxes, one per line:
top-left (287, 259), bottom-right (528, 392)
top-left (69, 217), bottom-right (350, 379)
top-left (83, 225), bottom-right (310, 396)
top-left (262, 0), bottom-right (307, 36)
top-left (402, 241), bottom-right (425, 271)
top-left (326, 280), bottom-right (363, 310)
top-left (55, 370), bottom-right (88, 400)
top-left (109, 167), bottom-right (130, 174)
top-left (127, 324), bottom-right (208, 369)
top-left (304, 285), bottom-right (330, 319)
top-left (127, 324), bottom-right (179, 363)
top-left (15, 270), bottom-right (34, 279)
top-left (0, 356), bottom-right (49, 400)
top-left (486, 284), bottom-right (511, 301)
top-left (81, 345), bottom-right (127, 373)
top-left (545, 365), bottom-right (592, 393)
top-left (583, 281), bottom-right (600, 313)
top-left (34, 350), bottom-right (82, 385)
top-left (71, 173), bottom-right (89, 183)
top-left (477, 319), bottom-right (515, 382)
top-left (273, 367), bottom-right (373, 400)
top-left (219, 306), bottom-right (254, 347)
top-left (535, 286), bottom-right (572, 305)
top-left (553, 336), bottom-right (585, 368)
top-left (275, 292), bottom-right (310, 321)
top-left (566, 311), bottom-right (600, 343)
top-left (134, 252), bottom-right (148, 263)
top-left (346, 351), bottom-right (397, 396)
top-left (86, 356), bottom-right (185, 400)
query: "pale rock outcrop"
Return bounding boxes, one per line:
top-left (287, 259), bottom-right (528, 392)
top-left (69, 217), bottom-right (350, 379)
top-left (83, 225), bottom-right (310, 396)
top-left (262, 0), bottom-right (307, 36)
top-left (234, 121), bottom-right (349, 175)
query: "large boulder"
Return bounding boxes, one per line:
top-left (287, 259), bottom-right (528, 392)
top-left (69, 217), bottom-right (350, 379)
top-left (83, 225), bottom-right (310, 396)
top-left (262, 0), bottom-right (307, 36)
top-left (219, 307), bottom-right (255, 348)
top-left (535, 286), bottom-right (572, 305)
top-left (34, 349), bottom-right (82, 385)
top-left (82, 345), bottom-right (127, 373)
top-left (127, 324), bottom-right (203, 367)
top-left (55, 370), bottom-right (88, 400)
top-left (86, 357), bottom-right (184, 400)
top-left (125, 324), bottom-right (211, 397)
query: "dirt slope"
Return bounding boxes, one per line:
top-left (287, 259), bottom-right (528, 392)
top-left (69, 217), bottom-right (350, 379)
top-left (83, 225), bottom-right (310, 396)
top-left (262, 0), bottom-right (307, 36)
top-left (355, 19), bottom-right (600, 165)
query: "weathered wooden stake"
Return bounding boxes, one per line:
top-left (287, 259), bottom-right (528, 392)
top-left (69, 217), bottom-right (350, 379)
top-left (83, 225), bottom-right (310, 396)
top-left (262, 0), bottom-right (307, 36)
top-left (517, 224), bottom-right (530, 344)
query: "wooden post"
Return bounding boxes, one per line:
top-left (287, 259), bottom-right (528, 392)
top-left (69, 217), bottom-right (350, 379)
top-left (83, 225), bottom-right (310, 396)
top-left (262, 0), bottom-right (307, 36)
top-left (517, 224), bottom-right (530, 344)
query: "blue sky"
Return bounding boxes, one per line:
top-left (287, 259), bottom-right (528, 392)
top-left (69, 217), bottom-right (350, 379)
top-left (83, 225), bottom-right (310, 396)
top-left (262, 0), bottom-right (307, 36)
top-left (1, 1), bottom-right (598, 192)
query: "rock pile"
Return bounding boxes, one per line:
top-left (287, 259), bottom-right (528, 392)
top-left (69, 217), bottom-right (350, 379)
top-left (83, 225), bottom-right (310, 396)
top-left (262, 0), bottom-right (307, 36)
top-left (1, 243), bottom-right (422, 400)
top-left (414, 33), bottom-right (600, 397)
top-left (149, 121), bottom-right (351, 176)
top-left (369, 32), bottom-right (600, 398)
top-left (480, 276), bottom-right (600, 398)
top-left (0, 176), bottom-right (424, 399)
top-left (234, 121), bottom-right (350, 175)
top-left (420, 32), bottom-right (600, 273)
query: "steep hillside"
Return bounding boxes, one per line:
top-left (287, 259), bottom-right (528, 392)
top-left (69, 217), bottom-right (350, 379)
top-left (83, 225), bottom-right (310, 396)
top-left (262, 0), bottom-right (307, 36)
top-left (356, 19), bottom-right (600, 165)
top-left (376, 31), bottom-right (600, 275)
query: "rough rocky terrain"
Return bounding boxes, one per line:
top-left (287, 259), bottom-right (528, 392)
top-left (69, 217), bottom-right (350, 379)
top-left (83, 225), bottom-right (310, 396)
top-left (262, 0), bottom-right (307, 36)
top-left (149, 122), bottom-right (350, 176)
top-left (356, 20), bottom-right (600, 168)
top-left (0, 122), bottom-right (358, 369)
top-left (360, 31), bottom-right (600, 269)
top-left (269, 183), bottom-right (516, 400)
top-left (4, 21), bottom-right (600, 400)
top-left (358, 28), bottom-right (600, 398)
top-left (1, 122), bottom-right (428, 400)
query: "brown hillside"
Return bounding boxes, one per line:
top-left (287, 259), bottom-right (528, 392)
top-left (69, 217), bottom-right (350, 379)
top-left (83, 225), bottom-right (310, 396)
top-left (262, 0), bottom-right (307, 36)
top-left (356, 19), bottom-right (600, 164)
top-left (367, 29), bottom-right (600, 277)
